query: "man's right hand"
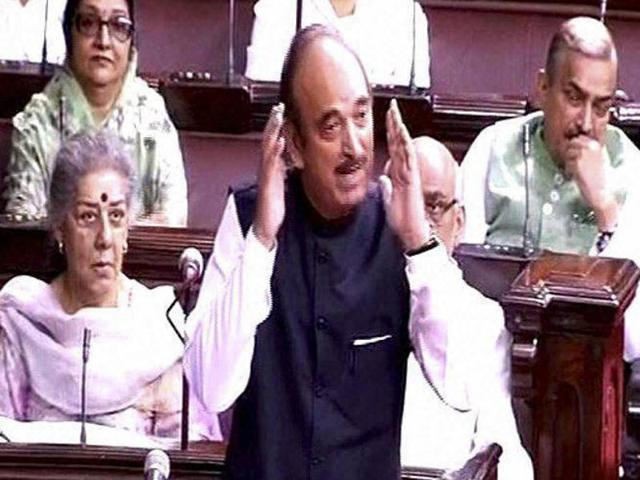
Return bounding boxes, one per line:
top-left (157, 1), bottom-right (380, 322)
top-left (564, 135), bottom-right (618, 231)
top-left (254, 103), bottom-right (287, 250)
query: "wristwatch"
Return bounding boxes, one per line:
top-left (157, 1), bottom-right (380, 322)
top-left (595, 230), bottom-right (615, 254)
top-left (405, 235), bottom-right (440, 256)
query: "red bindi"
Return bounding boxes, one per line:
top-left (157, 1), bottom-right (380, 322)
top-left (101, 193), bottom-right (108, 203)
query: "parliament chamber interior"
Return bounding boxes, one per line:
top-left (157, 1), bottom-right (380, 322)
top-left (2, 0), bottom-right (640, 479)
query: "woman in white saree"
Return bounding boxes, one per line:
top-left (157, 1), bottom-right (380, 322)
top-left (0, 131), bottom-right (218, 445)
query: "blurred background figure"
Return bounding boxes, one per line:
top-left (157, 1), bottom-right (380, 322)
top-left (1, 0), bottom-right (187, 226)
top-left (0, 132), bottom-right (216, 445)
top-left (245, 0), bottom-right (430, 88)
top-left (400, 137), bottom-right (533, 480)
top-left (0, 0), bottom-right (67, 65)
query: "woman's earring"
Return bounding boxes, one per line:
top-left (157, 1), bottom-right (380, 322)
top-left (57, 241), bottom-right (64, 254)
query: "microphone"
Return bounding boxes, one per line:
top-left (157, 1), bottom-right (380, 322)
top-left (166, 247), bottom-right (204, 344)
top-left (521, 123), bottom-right (533, 257)
top-left (179, 247), bottom-right (204, 287)
top-left (144, 449), bottom-right (170, 480)
top-left (40, 0), bottom-right (50, 74)
top-left (80, 328), bottom-right (91, 446)
top-left (408, 1), bottom-right (417, 94)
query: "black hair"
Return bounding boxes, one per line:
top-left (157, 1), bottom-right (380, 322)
top-left (62, 0), bottom-right (136, 57)
top-left (279, 23), bottom-right (370, 136)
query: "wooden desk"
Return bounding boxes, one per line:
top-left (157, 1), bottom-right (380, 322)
top-left (455, 245), bottom-right (640, 479)
top-left (2, 226), bottom-right (638, 478)
top-left (0, 443), bottom-right (226, 480)
top-left (0, 442), bottom-right (498, 480)
top-left (502, 253), bottom-right (639, 480)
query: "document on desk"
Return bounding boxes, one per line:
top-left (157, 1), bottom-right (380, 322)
top-left (0, 415), bottom-right (162, 448)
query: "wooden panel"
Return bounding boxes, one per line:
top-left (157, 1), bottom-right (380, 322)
top-left (179, 130), bottom-right (261, 230)
top-left (0, 444), bottom-right (226, 480)
top-left (0, 63), bottom-right (51, 119)
top-left (135, 0), bottom-right (254, 78)
top-left (0, 224), bottom-right (214, 287)
top-left (502, 253), bottom-right (640, 480)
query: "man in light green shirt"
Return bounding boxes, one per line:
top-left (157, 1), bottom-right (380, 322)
top-left (462, 16), bottom-right (639, 255)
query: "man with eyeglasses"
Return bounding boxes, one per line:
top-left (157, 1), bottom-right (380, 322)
top-left (0, 0), bottom-right (67, 65)
top-left (2, 0), bottom-right (188, 226)
top-left (400, 136), bottom-right (532, 480)
top-left (461, 16), bottom-right (640, 256)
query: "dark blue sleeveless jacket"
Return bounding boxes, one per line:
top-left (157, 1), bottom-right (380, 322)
top-left (226, 174), bottom-right (410, 480)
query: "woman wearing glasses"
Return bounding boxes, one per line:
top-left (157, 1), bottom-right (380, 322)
top-left (2, 0), bottom-right (188, 226)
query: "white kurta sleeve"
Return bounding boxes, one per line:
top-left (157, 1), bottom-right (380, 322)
top-left (406, 243), bottom-right (471, 411)
top-left (464, 296), bottom-right (534, 480)
top-left (184, 194), bottom-right (277, 413)
top-left (461, 126), bottom-right (494, 244)
top-left (600, 175), bottom-right (640, 362)
top-left (407, 244), bottom-right (532, 478)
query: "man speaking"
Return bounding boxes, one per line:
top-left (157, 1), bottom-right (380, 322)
top-left (188, 24), bottom-right (470, 480)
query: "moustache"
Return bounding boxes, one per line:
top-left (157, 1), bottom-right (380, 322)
top-left (565, 127), bottom-right (596, 141)
top-left (335, 157), bottom-right (368, 175)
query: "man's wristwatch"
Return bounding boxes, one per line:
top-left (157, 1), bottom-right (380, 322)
top-left (595, 230), bottom-right (615, 254)
top-left (405, 235), bottom-right (440, 256)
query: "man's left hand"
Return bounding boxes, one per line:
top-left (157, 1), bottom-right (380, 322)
top-left (382, 99), bottom-right (430, 251)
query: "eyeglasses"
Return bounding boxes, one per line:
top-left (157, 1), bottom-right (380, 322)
top-left (74, 13), bottom-right (134, 43)
top-left (425, 198), bottom-right (457, 226)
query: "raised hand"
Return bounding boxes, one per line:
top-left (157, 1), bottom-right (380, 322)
top-left (382, 99), bottom-right (430, 251)
top-left (254, 103), bottom-right (287, 250)
top-left (565, 136), bottom-right (618, 230)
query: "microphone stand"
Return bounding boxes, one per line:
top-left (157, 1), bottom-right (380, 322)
top-left (227, 0), bottom-right (237, 85)
top-left (167, 281), bottom-right (197, 450)
top-left (296, 0), bottom-right (303, 32)
top-left (80, 328), bottom-right (91, 447)
top-left (181, 372), bottom-right (190, 451)
top-left (178, 284), bottom-right (198, 451)
top-left (40, 0), bottom-right (50, 75)
top-left (600, 0), bottom-right (608, 23)
top-left (408, 1), bottom-right (417, 94)
top-left (522, 123), bottom-right (533, 257)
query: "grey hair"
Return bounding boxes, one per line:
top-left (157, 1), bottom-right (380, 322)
top-left (545, 16), bottom-right (617, 83)
top-left (48, 130), bottom-right (138, 229)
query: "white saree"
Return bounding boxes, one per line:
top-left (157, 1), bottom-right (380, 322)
top-left (0, 275), bottom-right (220, 446)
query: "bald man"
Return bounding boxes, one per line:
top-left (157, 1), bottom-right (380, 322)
top-left (462, 16), bottom-right (640, 255)
top-left (399, 137), bottom-right (533, 480)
